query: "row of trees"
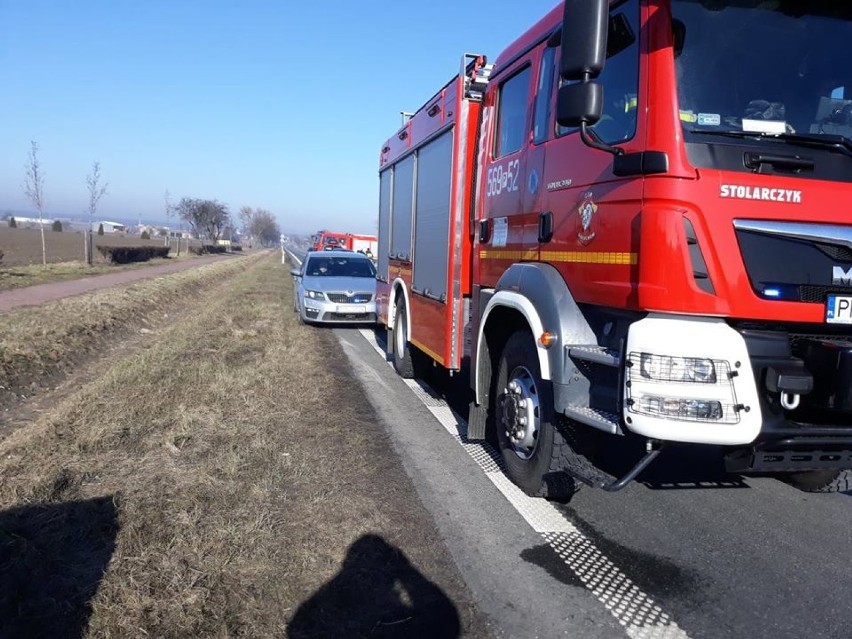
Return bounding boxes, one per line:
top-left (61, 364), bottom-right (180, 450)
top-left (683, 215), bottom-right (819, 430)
top-left (168, 201), bottom-right (281, 247)
top-left (22, 140), bottom-right (109, 266)
top-left (22, 140), bottom-right (283, 263)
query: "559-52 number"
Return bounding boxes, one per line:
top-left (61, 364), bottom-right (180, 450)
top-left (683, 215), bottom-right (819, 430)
top-left (486, 160), bottom-right (520, 197)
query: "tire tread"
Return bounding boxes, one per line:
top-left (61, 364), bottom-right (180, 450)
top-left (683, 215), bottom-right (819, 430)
top-left (391, 302), bottom-right (415, 378)
top-left (496, 331), bottom-right (577, 502)
top-left (785, 469), bottom-right (851, 493)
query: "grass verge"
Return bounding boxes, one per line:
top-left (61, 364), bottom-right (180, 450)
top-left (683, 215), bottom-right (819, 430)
top-left (0, 254), bottom-right (259, 407)
top-left (0, 254), bottom-right (490, 638)
top-left (0, 254), bottom-right (206, 292)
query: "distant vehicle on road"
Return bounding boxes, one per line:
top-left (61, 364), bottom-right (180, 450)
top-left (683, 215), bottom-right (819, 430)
top-left (311, 230), bottom-right (378, 256)
top-left (291, 250), bottom-right (378, 325)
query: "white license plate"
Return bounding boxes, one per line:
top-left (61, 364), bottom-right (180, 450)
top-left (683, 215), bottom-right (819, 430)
top-left (826, 295), bottom-right (852, 324)
top-left (337, 305), bottom-right (366, 313)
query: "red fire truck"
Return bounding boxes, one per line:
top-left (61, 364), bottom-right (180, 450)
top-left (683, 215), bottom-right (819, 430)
top-left (311, 230), bottom-right (378, 256)
top-left (376, 0), bottom-right (852, 498)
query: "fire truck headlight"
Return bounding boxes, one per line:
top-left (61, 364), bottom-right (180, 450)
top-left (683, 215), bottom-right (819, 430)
top-left (636, 395), bottom-right (724, 421)
top-left (628, 351), bottom-right (737, 425)
top-left (305, 290), bottom-right (325, 300)
top-left (639, 353), bottom-right (717, 384)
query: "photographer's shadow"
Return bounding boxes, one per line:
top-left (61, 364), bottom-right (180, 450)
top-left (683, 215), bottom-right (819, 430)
top-left (0, 495), bottom-right (119, 639)
top-left (288, 534), bottom-right (460, 639)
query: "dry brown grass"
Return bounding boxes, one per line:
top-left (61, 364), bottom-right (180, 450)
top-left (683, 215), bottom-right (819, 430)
top-left (0, 254), bottom-right (489, 638)
top-left (0, 254), bottom-right (258, 407)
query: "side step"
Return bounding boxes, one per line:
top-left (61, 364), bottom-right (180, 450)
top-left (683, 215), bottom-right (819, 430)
top-left (563, 404), bottom-right (620, 435)
top-left (568, 345), bottom-right (620, 367)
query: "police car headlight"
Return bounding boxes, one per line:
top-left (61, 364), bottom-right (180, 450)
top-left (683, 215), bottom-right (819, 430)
top-left (305, 290), bottom-right (325, 300)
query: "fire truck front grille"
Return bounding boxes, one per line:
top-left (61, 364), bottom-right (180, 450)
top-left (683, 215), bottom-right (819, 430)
top-left (815, 243), bottom-right (852, 262)
top-left (326, 292), bottom-right (373, 304)
top-left (799, 285), bottom-right (852, 303)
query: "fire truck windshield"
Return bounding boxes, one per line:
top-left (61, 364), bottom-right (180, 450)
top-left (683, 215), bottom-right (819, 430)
top-left (672, 1), bottom-right (852, 141)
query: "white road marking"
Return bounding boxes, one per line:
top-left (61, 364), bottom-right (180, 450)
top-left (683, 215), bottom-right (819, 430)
top-left (283, 248), bottom-right (302, 267)
top-left (357, 327), bottom-right (690, 639)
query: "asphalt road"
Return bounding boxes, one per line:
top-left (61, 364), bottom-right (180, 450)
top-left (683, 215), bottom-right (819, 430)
top-left (335, 325), bottom-right (852, 639)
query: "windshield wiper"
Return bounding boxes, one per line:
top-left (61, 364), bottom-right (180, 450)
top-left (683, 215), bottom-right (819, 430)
top-left (685, 128), bottom-right (852, 158)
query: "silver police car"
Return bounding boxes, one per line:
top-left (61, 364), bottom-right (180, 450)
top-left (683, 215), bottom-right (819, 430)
top-left (291, 250), bottom-right (378, 325)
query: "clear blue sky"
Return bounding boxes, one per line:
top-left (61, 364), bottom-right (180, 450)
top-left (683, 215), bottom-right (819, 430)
top-left (0, 0), bottom-right (557, 235)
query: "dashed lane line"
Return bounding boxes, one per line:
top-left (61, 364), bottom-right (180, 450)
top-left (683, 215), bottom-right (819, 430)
top-left (357, 327), bottom-right (690, 639)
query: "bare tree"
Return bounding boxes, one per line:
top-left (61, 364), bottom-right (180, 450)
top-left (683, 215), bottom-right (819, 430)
top-left (164, 189), bottom-right (173, 221)
top-left (237, 206), bottom-right (281, 247)
top-left (248, 208), bottom-right (281, 247)
top-left (86, 161), bottom-right (108, 225)
top-left (176, 198), bottom-right (231, 243)
top-left (81, 161), bottom-right (108, 265)
top-left (238, 206), bottom-right (253, 241)
top-left (23, 140), bottom-right (46, 265)
top-left (162, 189), bottom-right (174, 250)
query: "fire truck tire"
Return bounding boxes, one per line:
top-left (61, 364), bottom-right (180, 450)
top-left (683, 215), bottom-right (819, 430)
top-left (495, 331), bottom-right (576, 501)
top-left (391, 299), bottom-right (416, 378)
top-left (781, 469), bottom-right (851, 493)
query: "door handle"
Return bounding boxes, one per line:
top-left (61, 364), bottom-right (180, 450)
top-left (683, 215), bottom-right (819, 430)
top-left (479, 219), bottom-right (491, 243)
top-left (538, 211), bottom-right (553, 243)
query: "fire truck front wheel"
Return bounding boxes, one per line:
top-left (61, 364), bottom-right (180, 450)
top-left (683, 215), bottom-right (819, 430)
top-left (391, 299), bottom-right (416, 378)
top-left (781, 469), bottom-right (851, 493)
top-left (495, 331), bottom-right (576, 501)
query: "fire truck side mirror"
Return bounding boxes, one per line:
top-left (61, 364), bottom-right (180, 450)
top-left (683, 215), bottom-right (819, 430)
top-left (560, 0), bottom-right (608, 82)
top-left (556, 82), bottom-right (603, 128)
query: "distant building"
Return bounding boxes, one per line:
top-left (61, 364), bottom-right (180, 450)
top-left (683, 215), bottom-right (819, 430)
top-left (138, 224), bottom-right (165, 237)
top-left (8, 216), bottom-right (51, 227)
top-left (92, 221), bottom-right (127, 234)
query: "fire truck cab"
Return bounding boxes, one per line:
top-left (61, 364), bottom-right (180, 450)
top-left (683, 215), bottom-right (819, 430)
top-left (377, 0), bottom-right (852, 498)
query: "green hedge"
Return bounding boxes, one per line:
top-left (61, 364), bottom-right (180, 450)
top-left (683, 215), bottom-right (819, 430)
top-left (97, 245), bottom-right (171, 264)
top-left (189, 244), bottom-right (228, 256)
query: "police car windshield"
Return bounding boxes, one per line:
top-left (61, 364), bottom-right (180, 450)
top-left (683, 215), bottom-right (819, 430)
top-left (673, 1), bottom-right (852, 139)
top-left (305, 257), bottom-right (376, 278)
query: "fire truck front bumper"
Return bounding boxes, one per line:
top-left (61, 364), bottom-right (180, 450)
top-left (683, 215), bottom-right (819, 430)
top-left (620, 314), bottom-right (852, 472)
top-left (723, 326), bottom-right (852, 473)
top-left (622, 315), bottom-right (764, 446)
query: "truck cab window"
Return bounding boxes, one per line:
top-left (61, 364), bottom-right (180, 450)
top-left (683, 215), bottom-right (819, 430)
top-left (673, 0), bottom-right (852, 140)
top-left (495, 66), bottom-right (532, 157)
top-left (533, 47), bottom-right (557, 144)
top-left (558, 0), bottom-right (640, 144)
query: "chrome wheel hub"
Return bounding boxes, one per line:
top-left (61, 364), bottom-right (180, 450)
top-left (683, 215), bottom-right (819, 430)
top-left (500, 366), bottom-right (540, 459)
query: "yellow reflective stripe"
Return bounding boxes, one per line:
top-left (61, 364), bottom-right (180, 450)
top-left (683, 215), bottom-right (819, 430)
top-left (411, 337), bottom-right (444, 365)
top-left (540, 251), bottom-right (637, 265)
top-left (478, 249), bottom-right (538, 260)
top-left (479, 249), bottom-right (636, 265)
